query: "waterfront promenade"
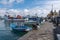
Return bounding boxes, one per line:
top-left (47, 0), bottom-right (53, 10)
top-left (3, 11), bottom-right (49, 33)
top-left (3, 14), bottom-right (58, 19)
top-left (18, 22), bottom-right (54, 40)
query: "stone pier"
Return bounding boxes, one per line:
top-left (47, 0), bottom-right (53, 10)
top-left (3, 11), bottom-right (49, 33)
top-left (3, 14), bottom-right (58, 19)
top-left (18, 22), bottom-right (54, 40)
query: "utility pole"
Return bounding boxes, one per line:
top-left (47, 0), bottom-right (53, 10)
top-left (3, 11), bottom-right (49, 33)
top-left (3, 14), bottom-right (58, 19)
top-left (51, 4), bottom-right (54, 16)
top-left (52, 4), bottom-right (53, 12)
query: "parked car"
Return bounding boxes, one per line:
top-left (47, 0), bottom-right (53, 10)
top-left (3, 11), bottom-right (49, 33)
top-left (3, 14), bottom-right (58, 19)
top-left (52, 16), bottom-right (60, 26)
top-left (53, 27), bottom-right (60, 40)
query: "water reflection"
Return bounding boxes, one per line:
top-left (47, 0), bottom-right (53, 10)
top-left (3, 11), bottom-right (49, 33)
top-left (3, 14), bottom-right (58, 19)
top-left (0, 20), bottom-right (27, 40)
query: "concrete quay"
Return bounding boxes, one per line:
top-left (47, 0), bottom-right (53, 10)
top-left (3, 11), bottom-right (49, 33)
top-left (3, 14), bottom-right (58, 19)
top-left (18, 22), bottom-right (54, 40)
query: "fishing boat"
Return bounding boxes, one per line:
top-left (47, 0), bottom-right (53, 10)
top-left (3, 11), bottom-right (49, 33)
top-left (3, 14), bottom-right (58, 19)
top-left (10, 23), bottom-right (32, 31)
top-left (4, 15), bottom-right (41, 31)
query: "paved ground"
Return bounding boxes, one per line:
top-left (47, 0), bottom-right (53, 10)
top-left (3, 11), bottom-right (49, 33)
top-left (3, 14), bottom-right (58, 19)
top-left (18, 22), bottom-right (54, 40)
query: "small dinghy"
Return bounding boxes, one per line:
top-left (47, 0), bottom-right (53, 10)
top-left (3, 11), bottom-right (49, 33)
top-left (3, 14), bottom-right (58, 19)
top-left (10, 23), bottom-right (32, 31)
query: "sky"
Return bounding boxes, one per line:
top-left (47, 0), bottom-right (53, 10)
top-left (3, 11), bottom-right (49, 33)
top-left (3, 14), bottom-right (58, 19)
top-left (0, 0), bottom-right (60, 17)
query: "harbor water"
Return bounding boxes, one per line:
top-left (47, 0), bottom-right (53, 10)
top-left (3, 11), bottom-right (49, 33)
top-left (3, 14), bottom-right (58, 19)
top-left (0, 20), bottom-right (27, 40)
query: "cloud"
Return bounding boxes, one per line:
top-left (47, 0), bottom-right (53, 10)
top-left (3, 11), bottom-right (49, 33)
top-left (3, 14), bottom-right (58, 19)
top-left (8, 0), bottom-right (15, 3)
top-left (34, 0), bottom-right (60, 10)
top-left (0, 8), bottom-right (49, 17)
top-left (16, 0), bottom-right (24, 3)
top-left (46, 1), bottom-right (60, 11)
top-left (0, 0), bottom-right (24, 6)
top-left (0, 8), bottom-right (7, 16)
top-left (1, 0), bottom-right (60, 17)
top-left (7, 9), bottom-right (24, 16)
top-left (23, 7), bottom-right (49, 17)
top-left (31, 0), bottom-right (60, 17)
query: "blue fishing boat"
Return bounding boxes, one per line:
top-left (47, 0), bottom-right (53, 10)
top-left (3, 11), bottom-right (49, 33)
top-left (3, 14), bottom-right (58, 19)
top-left (10, 23), bottom-right (32, 31)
